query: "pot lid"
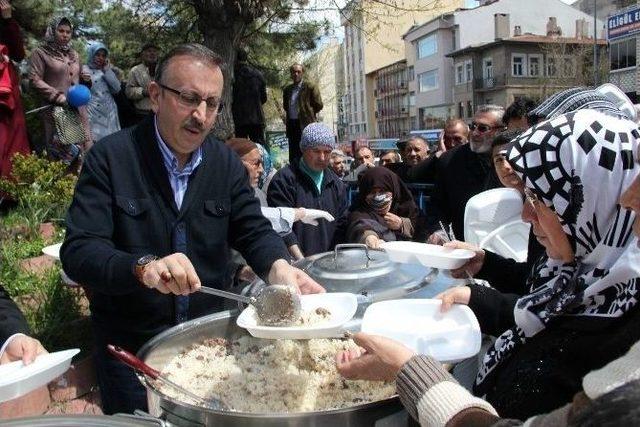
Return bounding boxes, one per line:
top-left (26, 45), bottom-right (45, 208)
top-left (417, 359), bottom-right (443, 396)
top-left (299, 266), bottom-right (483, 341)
top-left (303, 244), bottom-right (394, 281)
top-left (295, 244), bottom-right (437, 302)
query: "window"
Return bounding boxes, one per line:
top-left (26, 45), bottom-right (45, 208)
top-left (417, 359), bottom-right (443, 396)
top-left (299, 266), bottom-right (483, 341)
top-left (466, 100), bottom-right (473, 118)
top-left (418, 69), bottom-right (438, 92)
top-left (458, 102), bottom-right (464, 118)
top-left (465, 60), bottom-right (473, 82)
top-left (528, 54), bottom-right (542, 77)
top-left (546, 57), bottom-right (557, 77)
top-left (417, 32), bottom-right (437, 59)
top-left (408, 66), bottom-right (415, 81)
top-left (610, 38), bottom-right (637, 70)
top-left (512, 54), bottom-right (526, 77)
top-left (455, 63), bottom-right (464, 84)
top-left (483, 58), bottom-right (493, 79)
top-left (409, 92), bottom-right (416, 106)
top-left (562, 57), bottom-right (575, 77)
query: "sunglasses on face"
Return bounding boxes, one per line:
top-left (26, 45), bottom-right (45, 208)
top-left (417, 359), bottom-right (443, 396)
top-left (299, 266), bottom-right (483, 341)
top-left (470, 122), bottom-right (503, 133)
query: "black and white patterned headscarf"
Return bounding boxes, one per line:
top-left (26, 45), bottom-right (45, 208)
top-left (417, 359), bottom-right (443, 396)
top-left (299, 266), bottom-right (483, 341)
top-left (527, 87), bottom-right (632, 124)
top-left (475, 109), bottom-right (640, 392)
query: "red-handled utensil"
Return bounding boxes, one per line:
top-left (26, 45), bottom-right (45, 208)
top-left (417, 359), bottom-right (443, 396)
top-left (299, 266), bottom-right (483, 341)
top-left (107, 344), bottom-right (227, 410)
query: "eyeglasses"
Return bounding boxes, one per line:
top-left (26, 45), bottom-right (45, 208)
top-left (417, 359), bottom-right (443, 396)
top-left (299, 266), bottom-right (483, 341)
top-left (523, 187), bottom-right (540, 209)
top-left (470, 122), bottom-right (504, 133)
top-left (158, 83), bottom-right (224, 114)
top-left (242, 159), bottom-right (263, 168)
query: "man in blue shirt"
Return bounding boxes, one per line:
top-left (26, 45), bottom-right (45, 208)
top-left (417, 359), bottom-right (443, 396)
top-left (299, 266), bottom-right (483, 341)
top-left (62, 44), bottom-right (323, 415)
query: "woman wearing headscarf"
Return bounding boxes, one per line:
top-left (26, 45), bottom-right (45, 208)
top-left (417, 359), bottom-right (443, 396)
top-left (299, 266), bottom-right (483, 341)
top-left (28, 16), bottom-right (92, 166)
top-left (337, 106), bottom-right (640, 423)
top-left (347, 166), bottom-right (418, 248)
top-left (84, 42), bottom-right (120, 142)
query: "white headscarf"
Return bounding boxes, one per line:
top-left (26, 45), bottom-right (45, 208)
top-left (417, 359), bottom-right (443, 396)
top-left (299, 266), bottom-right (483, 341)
top-left (476, 109), bottom-right (640, 390)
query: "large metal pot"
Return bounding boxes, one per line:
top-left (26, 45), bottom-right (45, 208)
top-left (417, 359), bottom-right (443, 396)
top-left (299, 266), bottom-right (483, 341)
top-left (137, 310), bottom-right (404, 427)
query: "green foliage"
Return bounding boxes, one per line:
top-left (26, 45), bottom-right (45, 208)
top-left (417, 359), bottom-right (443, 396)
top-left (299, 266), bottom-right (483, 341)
top-left (0, 153), bottom-right (77, 236)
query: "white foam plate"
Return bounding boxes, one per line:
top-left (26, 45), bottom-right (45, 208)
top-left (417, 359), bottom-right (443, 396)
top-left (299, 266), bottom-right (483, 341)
top-left (42, 243), bottom-right (62, 260)
top-left (380, 241), bottom-right (475, 270)
top-left (237, 293), bottom-right (358, 339)
top-left (0, 348), bottom-right (80, 402)
top-left (361, 299), bottom-right (481, 363)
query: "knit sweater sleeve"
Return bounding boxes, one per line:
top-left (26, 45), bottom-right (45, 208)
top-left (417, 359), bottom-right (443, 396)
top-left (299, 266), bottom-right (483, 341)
top-left (396, 355), bottom-right (498, 427)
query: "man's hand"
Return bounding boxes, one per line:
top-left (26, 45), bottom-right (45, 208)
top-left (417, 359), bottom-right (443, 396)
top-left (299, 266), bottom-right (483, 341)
top-left (364, 234), bottom-right (382, 249)
top-left (444, 241), bottom-right (485, 278)
top-left (435, 286), bottom-right (471, 312)
top-left (268, 259), bottom-right (324, 294)
top-left (0, 0), bottom-right (12, 19)
top-left (383, 212), bottom-right (402, 231)
top-left (141, 253), bottom-right (201, 295)
top-left (427, 230), bottom-right (448, 245)
top-left (336, 332), bottom-right (415, 382)
top-left (1, 335), bottom-right (47, 365)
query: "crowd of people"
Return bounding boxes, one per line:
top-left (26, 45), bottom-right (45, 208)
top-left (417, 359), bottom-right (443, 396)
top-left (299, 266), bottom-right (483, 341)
top-left (0, 5), bottom-right (639, 426)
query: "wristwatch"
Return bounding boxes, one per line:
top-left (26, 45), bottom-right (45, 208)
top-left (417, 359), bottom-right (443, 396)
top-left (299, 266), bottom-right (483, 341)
top-left (135, 254), bottom-right (158, 285)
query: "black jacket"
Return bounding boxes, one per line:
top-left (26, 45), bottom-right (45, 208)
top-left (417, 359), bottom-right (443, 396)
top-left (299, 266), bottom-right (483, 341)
top-left (267, 161), bottom-right (348, 256)
top-left (426, 143), bottom-right (500, 240)
top-left (232, 62), bottom-right (267, 126)
top-left (0, 284), bottom-right (30, 345)
top-left (61, 116), bottom-right (289, 352)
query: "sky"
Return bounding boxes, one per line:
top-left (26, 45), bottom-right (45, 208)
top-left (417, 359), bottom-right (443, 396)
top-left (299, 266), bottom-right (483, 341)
top-left (311, 0), bottom-right (578, 50)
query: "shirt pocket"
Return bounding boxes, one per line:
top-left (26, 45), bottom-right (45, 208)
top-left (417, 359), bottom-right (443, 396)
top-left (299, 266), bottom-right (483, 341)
top-left (113, 196), bottom-right (152, 251)
top-left (192, 198), bottom-right (231, 252)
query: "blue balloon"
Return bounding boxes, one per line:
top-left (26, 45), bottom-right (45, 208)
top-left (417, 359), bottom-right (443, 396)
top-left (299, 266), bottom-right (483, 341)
top-left (67, 84), bottom-right (91, 107)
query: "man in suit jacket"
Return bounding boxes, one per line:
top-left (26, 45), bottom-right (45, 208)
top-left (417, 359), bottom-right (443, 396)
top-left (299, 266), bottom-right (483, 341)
top-left (61, 43), bottom-right (323, 415)
top-left (282, 63), bottom-right (323, 165)
top-left (0, 284), bottom-right (46, 365)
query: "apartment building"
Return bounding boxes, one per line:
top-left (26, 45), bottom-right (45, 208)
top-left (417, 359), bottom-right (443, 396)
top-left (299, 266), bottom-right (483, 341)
top-left (607, 3), bottom-right (640, 102)
top-left (340, 0), bottom-right (464, 143)
top-left (448, 25), bottom-right (608, 112)
top-left (306, 39), bottom-right (341, 135)
top-left (402, 0), bottom-right (599, 128)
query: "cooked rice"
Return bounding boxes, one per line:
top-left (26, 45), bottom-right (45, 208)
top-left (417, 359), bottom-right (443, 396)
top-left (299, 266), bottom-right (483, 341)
top-left (160, 336), bottom-right (395, 413)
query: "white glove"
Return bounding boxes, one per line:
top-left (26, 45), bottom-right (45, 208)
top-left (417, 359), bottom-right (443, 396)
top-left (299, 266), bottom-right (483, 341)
top-left (299, 208), bottom-right (335, 226)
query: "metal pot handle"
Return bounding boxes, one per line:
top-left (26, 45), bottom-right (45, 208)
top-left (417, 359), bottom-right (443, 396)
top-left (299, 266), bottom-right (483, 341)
top-left (333, 243), bottom-right (372, 266)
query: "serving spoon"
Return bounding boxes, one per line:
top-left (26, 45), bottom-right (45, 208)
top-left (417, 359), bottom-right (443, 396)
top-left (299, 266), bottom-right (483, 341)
top-left (107, 344), bottom-right (227, 410)
top-left (198, 284), bottom-right (302, 326)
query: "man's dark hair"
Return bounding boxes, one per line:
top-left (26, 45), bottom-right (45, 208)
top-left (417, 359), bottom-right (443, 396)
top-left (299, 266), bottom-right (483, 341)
top-left (140, 42), bottom-right (159, 53)
top-left (237, 48), bottom-right (248, 63)
top-left (381, 150), bottom-right (401, 162)
top-left (154, 43), bottom-right (224, 83)
top-left (491, 129), bottom-right (523, 149)
top-left (355, 146), bottom-right (373, 156)
top-left (503, 97), bottom-right (537, 126)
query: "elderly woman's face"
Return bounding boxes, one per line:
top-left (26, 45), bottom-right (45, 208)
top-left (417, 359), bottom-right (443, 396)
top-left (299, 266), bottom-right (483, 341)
top-left (620, 173), bottom-right (640, 238)
top-left (492, 145), bottom-right (524, 191)
top-left (366, 187), bottom-right (392, 215)
top-left (56, 24), bottom-right (72, 44)
top-left (241, 148), bottom-right (264, 188)
top-left (521, 188), bottom-right (574, 262)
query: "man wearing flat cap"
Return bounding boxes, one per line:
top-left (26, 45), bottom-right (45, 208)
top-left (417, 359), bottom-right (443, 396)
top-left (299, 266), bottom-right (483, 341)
top-left (268, 123), bottom-right (348, 257)
top-left (126, 43), bottom-right (160, 123)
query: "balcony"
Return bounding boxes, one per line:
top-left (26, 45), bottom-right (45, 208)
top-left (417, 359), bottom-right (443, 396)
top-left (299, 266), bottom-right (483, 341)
top-left (474, 74), bottom-right (506, 90)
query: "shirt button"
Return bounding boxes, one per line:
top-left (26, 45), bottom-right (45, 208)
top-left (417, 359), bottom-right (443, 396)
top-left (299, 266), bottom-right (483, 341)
top-left (216, 206), bottom-right (224, 215)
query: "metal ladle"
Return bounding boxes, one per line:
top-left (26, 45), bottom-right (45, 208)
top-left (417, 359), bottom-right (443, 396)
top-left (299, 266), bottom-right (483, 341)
top-left (198, 284), bottom-right (302, 326)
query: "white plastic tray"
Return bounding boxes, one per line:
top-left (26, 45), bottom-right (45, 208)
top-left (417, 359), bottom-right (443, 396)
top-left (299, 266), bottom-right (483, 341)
top-left (0, 348), bottom-right (80, 402)
top-left (361, 299), bottom-right (481, 363)
top-left (237, 293), bottom-right (358, 339)
top-left (42, 243), bottom-right (62, 260)
top-left (380, 241), bottom-right (475, 270)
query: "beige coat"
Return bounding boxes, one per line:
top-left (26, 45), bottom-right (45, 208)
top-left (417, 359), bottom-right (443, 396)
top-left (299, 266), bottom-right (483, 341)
top-left (125, 63), bottom-right (152, 113)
